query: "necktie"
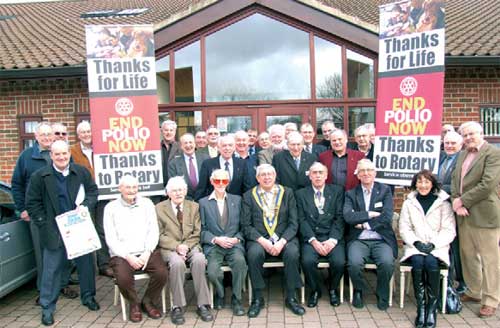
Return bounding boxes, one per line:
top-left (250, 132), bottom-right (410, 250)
top-left (316, 190), bottom-right (321, 201)
top-left (306, 145), bottom-right (312, 153)
top-left (439, 157), bottom-right (450, 180)
top-left (188, 156), bottom-right (198, 188)
top-left (224, 161), bottom-right (231, 181)
top-left (295, 157), bottom-right (300, 170)
top-left (176, 204), bottom-right (183, 225)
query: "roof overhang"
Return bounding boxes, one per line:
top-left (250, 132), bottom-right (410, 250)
top-left (0, 65), bottom-right (87, 80)
top-left (445, 56), bottom-right (500, 66)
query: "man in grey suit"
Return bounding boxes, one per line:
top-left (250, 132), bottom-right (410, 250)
top-left (258, 124), bottom-right (286, 165)
top-left (199, 169), bottom-right (247, 315)
top-left (168, 133), bottom-right (209, 200)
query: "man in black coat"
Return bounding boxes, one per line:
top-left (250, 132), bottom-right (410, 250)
top-left (194, 134), bottom-right (249, 200)
top-left (296, 162), bottom-right (345, 308)
top-left (300, 123), bottom-right (327, 159)
top-left (26, 140), bottom-right (99, 326)
top-left (272, 132), bottom-right (316, 191)
top-left (241, 164), bottom-right (305, 318)
top-left (343, 159), bottom-right (397, 311)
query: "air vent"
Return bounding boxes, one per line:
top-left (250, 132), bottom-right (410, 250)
top-left (80, 8), bottom-right (148, 18)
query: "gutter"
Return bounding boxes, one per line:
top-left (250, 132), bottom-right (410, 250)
top-left (0, 65), bottom-right (87, 80)
top-left (445, 56), bottom-right (500, 66)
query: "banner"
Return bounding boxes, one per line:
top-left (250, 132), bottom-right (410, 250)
top-left (85, 25), bottom-right (163, 199)
top-left (373, 0), bottom-right (445, 185)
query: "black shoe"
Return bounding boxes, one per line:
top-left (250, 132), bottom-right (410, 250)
top-left (196, 304), bottom-right (213, 322)
top-left (35, 295), bottom-right (40, 306)
top-left (307, 291), bottom-right (321, 308)
top-left (377, 298), bottom-right (389, 311)
top-left (231, 297), bottom-right (245, 316)
top-left (41, 312), bottom-right (54, 326)
top-left (352, 290), bottom-right (364, 309)
top-left (456, 281), bottom-right (467, 295)
top-left (60, 287), bottom-right (79, 299)
top-left (248, 297), bottom-right (265, 318)
top-left (329, 289), bottom-right (340, 307)
top-left (170, 307), bottom-right (185, 325)
top-left (285, 297), bottom-right (306, 316)
top-left (82, 297), bottom-right (100, 311)
top-left (214, 295), bottom-right (224, 310)
top-left (412, 269), bottom-right (426, 328)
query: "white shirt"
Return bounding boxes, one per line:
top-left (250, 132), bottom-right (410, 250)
top-left (53, 164), bottom-right (69, 177)
top-left (208, 191), bottom-right (227, 217)
top-left (359, 184), bottom-right (383, 240)
top-left (81, 142), bottom-right (93, 168)
top-left (103, 196), bottom-right (159, 258)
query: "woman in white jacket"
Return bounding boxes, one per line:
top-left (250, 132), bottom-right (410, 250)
top-left (399, 170), bottom-right (456, 328)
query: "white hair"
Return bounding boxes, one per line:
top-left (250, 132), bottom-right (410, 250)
top-left (459, 121), bottom-right (483, 135)
top-left (118, 175), bottom-right (138, 187)
top-left (165, 176), bottom-right (187, 193)
top-left (355, 159), bottom-right (376, 174)
top-left (287, 131), bottom-right (304, 144)
top-left (256, 164), bottom-right (276, 177)
top-left (210, 169), bottom-right (229, 180)
top-left (268, 124), bottom-right (285, 136)
top-left (77, 120), bottom-right (91, 133)
top-left (444, 131), bottom-right (463, 144)
top-left (161, 120), bottom-right (177, 129)
top-left (50, 140), bottom-right (69, 152)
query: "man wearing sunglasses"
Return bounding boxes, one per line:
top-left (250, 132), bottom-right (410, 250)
top-left (51, 122), bottom-right (68, 142)
top-left (199, 169), bottom-right (247, 315)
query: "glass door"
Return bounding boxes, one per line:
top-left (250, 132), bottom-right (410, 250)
top-left (259, 106), bottom-right (310, 132)
top-left (207, 108), bottom-right (258, 134)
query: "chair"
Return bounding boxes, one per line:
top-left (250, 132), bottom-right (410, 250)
top-left (113, 272), bottom-right (167, 322)
top-left (300, 260), bottom-right (344, 304)
top-left (348, 263), bottom-right (395, 307)
top-left (399, 263), bottom-right (449, 313)
top-left (247, 260), bottom-right (305, 304)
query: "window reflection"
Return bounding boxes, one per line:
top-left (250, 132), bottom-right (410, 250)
top-left (316, 107), bottom-right (343, 137)
top-left (206, 13), bottom-right (310, 102)
top-left (315, 37), bottom-right (342, 99)
top-left (348, 107), bottom-right (375, 136)
top-left (216, 116), bottom-right (252, 133)
top-left (176, 111), bottom-right (202, 135)
top-left (347, 50), bottom-right (374, 98)
top-left (265, 115), bottom-right (302, 130)
top-left (156, 55), bottom-right (170, 104)
top-left (175, 42), bottom-right (201, 102)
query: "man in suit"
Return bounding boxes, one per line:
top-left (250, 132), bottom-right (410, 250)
top-left (195, 130), bottom-right (208, 149)
top-left (319, 129), bottom-right (365, 191)
top-left (343, 159), bottom-right (396, 311)
top-left (257, 131), bottom-right (271, 150)
top-left (297, 162), bottom-right (345, 308)
top-left (316, 120), bottom-right (335, 149)
top-left (168, 133), bottom-right (209, 200)
top-left (156, 177), bottom-right (213, 324)
top-left (103, 176), bottom-right (167, 322)
top-left (198, 126), bottom-right (220, 158)
top-left (199, 169), bottom-right (247, 316)
top-left (272, 132), bottom-right (316, 191)
top-left (437, 131), bottom-right (466, 293)
top-left (451, 121), bottom-right (500, 318)
top-left (195, 134), bottom-right (249, 200)
top-left (160, 120), bottom-right (181, 187)
top-left (300, 123), bottom-right (327, 159)
top-left (247, 128), bottom-right (261, 156)
top-left (258, 124), bottom-right (286, 165)
top-left (26, 140), bottom-right (99, 326)
top-left (234, 130), bottom-right (250, 159)
top-left (241, 164), bottom-right (305, 317)
top-left (348, 124), bottom-right (374, 161)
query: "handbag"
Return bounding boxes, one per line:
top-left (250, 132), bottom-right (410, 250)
top-left (440, 278), bottom-right (463, 314)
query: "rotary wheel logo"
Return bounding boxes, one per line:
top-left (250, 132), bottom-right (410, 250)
top-left (115, 98), bottom-right (134, 116)
top-left (400, 77), bottom-right (418, 96)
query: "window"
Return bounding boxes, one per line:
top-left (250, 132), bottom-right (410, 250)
top-left (18, 116), bottom-right (42, 150)
top-left (316, 107), bottom-right (344, 137)
top-left (175, 111), bottom-right (202, 136)
top-left (347, 50), bottom-right (374, 98)
top-left (175, 42), bottom-right (201, 102)
top-left (348, 107), bottom-right (375, 136)
top-left (205, 13), bottom-right (310, 101)
top-left (481, 106), bottom-right (500, 137)
top-left (315, 37), bottom-right (342, 99)
top-left (156, 55), bottom-right (170, 104)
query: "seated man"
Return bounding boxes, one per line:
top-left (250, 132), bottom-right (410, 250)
top-left (343, 159), bottom-right (397, 310)
top-left (241, 164), bottom-right (305, 317)
top-left (199, 169), bottom-right (247, 316)
top-left (296, 162), bottom-right (345, 308)
top-left (156, 177), bottom-right (213, 325)
top-left (103, 176), bottom-right (167, 322)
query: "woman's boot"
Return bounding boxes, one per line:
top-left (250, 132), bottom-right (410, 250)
top-left (412, 269), bottom-right (426, 328)
top-left (425, 268), bottom-right (441, 328)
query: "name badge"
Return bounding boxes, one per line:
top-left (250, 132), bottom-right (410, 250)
top-left (270, 233), bottom-right (280, 244)
top-left (374, 202), bottom-right (383, 208)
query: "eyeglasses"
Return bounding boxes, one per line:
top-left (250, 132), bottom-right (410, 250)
top-left (54, 132), bottom-right (67, 136)
top-left (212, 178), bottom-right (229, 185)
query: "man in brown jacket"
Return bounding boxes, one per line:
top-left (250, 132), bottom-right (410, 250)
top-left (451, 121), bottom-right (500, 318)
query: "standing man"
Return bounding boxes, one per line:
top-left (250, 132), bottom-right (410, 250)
top-left (258, 124), bottom-right (286, 165)
top-left (343, 159), bottom-right (397, 310)
top-left (349, 124), bottom-right (374, 160)
top-left (199, 126), bottom-right (220, 158)
top-left (26, 140), bottom-right (99, 326)
top-left (319, 129), bottom-right (365, 191)
top-left (195, 130), bottom-right (208, 149)
top-left (247, 128), bottom-right (260, 156)
top-left (51, 122), bottom-right (69, 142)
top-left (234, 130), bottom-right (250, 159)
top-left (160, 120), bottom-right (181, 186)
top-left (317, 120), bottom-right (335, 149)
top-left (272, 132), bottom-right (316, 191)
top-left (241, 164), bottom-right (305, 317)
top-left (104, 176), bottom-right (167, 322)
top-left (451, 121), bottom-right (500, 318)
top-left (300, 123), bottom-right (327, 159)
top-left (297, 162), bottom-right (345, 308)
top-left (199, 169), bottom-right (247, 315)
top-left (156, 177), bottom-right (213, 325)
top-left (168, 133), bottom-right (209, 200)
top-left (257, 132), bottom-right (271, 151)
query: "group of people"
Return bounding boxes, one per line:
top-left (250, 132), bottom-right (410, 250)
top-left (11, 118), bottom-right (500, 326)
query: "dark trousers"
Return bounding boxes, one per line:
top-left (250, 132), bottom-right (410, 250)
top-left (410, 254), bottom-right (439, 270)
top-left (347, 240), bottom-right (394, 303)
top-left (301, 241), bottom-right (345, 293)
top-left (247, 238), bottom-right (302, 298)
top-left (206, 246), bottom-right (247, 300)
top-left (449, 232), bottom-right (464, 283)
top-left (95, 200), bottom-right (110, 270)
top-left (109, 249), bottom-right (167, 306)
top-left (40, 247), bottom-right (95, 314)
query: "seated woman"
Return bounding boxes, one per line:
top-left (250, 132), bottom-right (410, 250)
top-left (399, 170), bottom-right (456, 328)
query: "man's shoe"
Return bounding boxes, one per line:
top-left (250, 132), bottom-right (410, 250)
top-left (35, 295), bottom-right (40, 306)
top-left (248, 298), bottom-right (265, 318)
top-left (141, 302), bottom-right (161, 319)
top-left (60, 287), bottom-right (79, 299)
top-left (329, 289), bottom-right (340, 307)
top-left (170, 307), bottom-right (185, 325)
top-left (307, 291), bottom-right (321, 308)
top-left (41, 312), bottom-right (54, 326)
top-left (456, 281), bottom-right (467, 295)
top-left (377, 299), bottom-right (389, 311)
top-left (461, 294), bottom-right (481, 303)
top-left (98, 267), bottom-right (114, 278)
top-left (82, 297), bottom-right (100, 311)
top-left (352, 290), bottom-right (364, 309)
top-left (196, 304), bottom-right (213, 322)
top-left (231, 297), bottom-right (245, 316)
top-left (479, 305), bottom-right (497, 318)
top-left (214, 295), bottom-right (224, 310)
top-left (129, 304), bottom-right (142, 323)
top-left (285, 297), bottom-right (306, 316)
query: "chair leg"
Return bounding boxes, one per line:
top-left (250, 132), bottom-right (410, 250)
top-left (349, 276), bottom-right (353, 303)
top-left (339, 275), bottom-right (344, 304)
top-left (161, 286), bottom-right (167, 314)
top-left (113, 285), bottom-right (119, 306)
top-left (209, 282), bottom-right (214, 308)
top-left (119, 293), bottom-right (127, 322)
top-left (400, 271), bottom-right (405, 309)
top-left (300, 272), bottom-right (305, 304)
top-left (389, 274), bottom-right (394, 307)
top-left (441, 271), bottom-right (448, 314)
top-left (248, 276), bottom-right (252, 305)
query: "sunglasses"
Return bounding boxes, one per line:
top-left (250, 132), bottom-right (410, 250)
top-left (212, 178), bottom-right (229, 185)
top-left (54, 132), bottom-right (67, 136)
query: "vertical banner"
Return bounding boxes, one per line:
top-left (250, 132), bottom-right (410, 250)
top-left (373, 0), bottom-right (445, 186)
top-left (85, 25), bottom-right (163, 199)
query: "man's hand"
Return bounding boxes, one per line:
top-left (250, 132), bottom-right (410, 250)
top-left (20, 210), bottom-right (30, 222)
top-left (311, 239), bottom-right (327, 256)
top-left (138, 251), bottom-right (151, 269)
top-left (456, 207), bottom-right (469, 217)
top-left (176, 244), bottom-right (189, 260)
top-left (257, 237), bottom-right (274, 254)
top-left (125, 255), bottom-right (143, 270)
top-left (368, 211), bottom-right (381, 218)
top-left (452, 198), bottom-right (463, 212)
top-left (271, 238), bottom-right (286, 256)
top-left (322, 239), bottom-right (337, 255)
top-left (214, 237), bottom-right (234, 249)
